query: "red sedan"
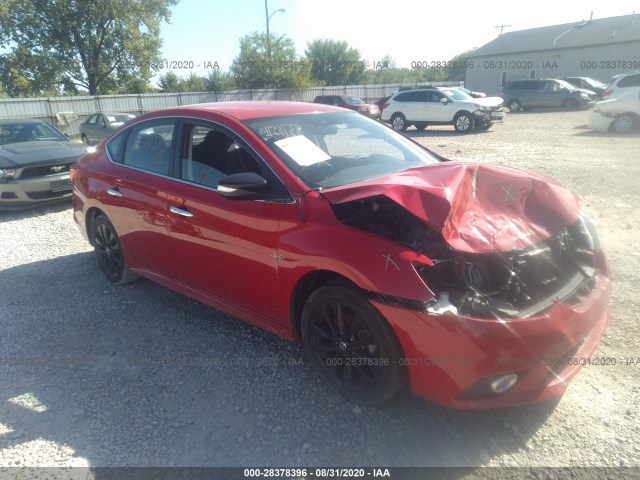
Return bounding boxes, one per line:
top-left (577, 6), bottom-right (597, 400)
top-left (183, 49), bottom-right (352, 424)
top-left (71, 101), bottom-right (610, 408)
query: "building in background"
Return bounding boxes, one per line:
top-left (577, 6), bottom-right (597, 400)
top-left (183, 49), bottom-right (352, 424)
top-left (465, 14), bottom-right (640, 96)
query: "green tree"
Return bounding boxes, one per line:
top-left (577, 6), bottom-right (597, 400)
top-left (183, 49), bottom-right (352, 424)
top-left (305, 39), bottom-right (367, 86)
top-left (182, 72), bottom-right (207, 92)
top-left (0, 46), bottom-right (60, 97)
top-left (206, 69), bottom-right (236, 92)
top-left (157, 71), bottom-right (182, 92)
top-left (1, 0), bottom-right (178, 95)
top-left (231, 32), bottom-right (311, 89)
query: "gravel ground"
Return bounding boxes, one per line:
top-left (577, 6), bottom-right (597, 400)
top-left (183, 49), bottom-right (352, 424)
top-left (0, 110), bottom-right (639, 476)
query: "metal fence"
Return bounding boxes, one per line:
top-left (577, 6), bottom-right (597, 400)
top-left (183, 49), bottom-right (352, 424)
top-left (0, 81), bottom-right (464, 136)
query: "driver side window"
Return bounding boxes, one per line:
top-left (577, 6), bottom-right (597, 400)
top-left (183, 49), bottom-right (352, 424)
top-left (181, 123), bottom-right (289, 197)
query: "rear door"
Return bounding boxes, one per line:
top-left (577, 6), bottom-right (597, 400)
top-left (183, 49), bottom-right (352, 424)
top-left (102, 118), bottom-right (178, 275)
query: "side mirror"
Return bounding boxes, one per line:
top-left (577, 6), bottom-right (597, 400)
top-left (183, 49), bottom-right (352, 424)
top-left (440, 97), bottom-right (448, 104)
top-left (217, 172), bottom-right (268, 200)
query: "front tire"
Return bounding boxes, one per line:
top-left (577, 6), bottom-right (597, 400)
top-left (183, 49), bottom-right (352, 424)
top-left (90, 214), bottom-right (138, 284)
top-left (612, 114), bottom-right (635, 134)
top-left (507, 99), bottom-right (522, 112)
top-left (390, 113), bottom-right (407, 132)
top-left (414, 123), bottom-right (427, 131)
top-left (301, 284), bottom-right (406, 404)
top-left (454, 112), bottom-right (475, 133)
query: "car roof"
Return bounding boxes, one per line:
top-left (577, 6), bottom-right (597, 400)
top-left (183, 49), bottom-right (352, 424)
top-left (0, 119), bottom-right (49, 125)
top-left (154, 101), bottom-right (347, 120)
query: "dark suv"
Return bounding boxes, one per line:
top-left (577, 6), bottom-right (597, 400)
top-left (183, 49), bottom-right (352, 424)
top-left (313, 95), bottom-right (381, 120)
top-left (501, 79), bottom-right (595, 112)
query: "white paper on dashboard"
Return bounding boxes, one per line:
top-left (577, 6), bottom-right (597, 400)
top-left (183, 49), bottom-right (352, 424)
top-left (274, 135), bottom-right (331, 166)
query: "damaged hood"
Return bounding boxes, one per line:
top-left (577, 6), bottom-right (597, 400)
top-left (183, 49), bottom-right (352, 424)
top-left (321, 162), bottom-right (580, 253)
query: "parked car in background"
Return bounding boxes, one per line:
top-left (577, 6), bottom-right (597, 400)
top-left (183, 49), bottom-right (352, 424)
top-left (601, 71), bottom-right (640, 101)
top-left (455, 87), bottom-right (487, 98)
top-left (0, 119), bottom-right (85, 210)
top-left (561, 77), bottom-right (607, 98)
top-left (501, 79), bottom-right (595, 112)
top-left (80, 112), bottom-right (136, 146)
top-left (381, 87), bottom-right (504, 132)
top-left (313, 95), bottom-right (380, 120)
top-left (72, 101), bottom-right (610, 408)
top-left (589, 90), bottom-right (640, 134)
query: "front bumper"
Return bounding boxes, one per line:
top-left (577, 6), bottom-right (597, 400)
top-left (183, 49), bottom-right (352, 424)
top-left (0, 173), bottom-right (72, 210)
top-left (473, 110), bottom-right (505, 124)
top-left (373, 271), bottom-right (610, 409)
top-left (589, 111), bottom-right (615, 132)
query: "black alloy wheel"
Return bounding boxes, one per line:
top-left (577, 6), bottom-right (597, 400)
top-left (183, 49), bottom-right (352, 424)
top-left (91, 215), bottom-right (138, 284)
top-left (302, 283), bottom-right (405, 404)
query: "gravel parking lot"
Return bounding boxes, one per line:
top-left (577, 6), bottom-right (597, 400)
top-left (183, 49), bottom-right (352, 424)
top-left (1, 110), bottom-right (639, 475)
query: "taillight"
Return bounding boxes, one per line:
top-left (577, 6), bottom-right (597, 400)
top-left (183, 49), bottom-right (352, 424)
top-left (70, 164), bottom-right (79, 183)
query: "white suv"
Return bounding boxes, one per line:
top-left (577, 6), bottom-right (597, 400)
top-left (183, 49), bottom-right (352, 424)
top-left (601, 71), bottom-right (640, 101)
top-left (380, 87), bottom-right (504, 133)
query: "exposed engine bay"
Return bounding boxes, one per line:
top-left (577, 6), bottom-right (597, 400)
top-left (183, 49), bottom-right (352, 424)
top-left (332, 195), bottom-right (599, 319)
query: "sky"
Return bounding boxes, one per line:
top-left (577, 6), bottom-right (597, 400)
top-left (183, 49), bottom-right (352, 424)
top-left (158, 0), bottom-right (638, 85)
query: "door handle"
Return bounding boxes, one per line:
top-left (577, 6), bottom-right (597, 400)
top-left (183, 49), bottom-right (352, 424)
top-left (170, 206), bottom-right (194, 218)
top-left (107, 188), bottom-right (123, 197)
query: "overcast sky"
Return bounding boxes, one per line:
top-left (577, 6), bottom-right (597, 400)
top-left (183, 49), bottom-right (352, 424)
top-left (159, 0), bottom-right (637, 82)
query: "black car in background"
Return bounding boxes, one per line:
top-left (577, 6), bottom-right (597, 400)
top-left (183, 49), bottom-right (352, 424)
top-left (561, 77), bottom-right (608, 99)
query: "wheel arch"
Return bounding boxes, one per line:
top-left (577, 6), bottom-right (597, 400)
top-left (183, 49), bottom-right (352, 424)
top-left (85, 207), bottom-right (108, 246)
top-left (289, 269), bottom-right (358, 341)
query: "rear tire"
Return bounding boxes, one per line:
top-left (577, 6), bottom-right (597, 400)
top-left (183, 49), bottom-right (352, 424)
top-left (301, 283), bottom-right (406, 404)
top-left (390, 113), bottom-right (408, 132)
top-left (612, 114), bottom-right (635, 134)
top-left (90, 214), bottom-right (139, 285)
top-left (564, 98), bottom-right (578, 110)
top-left (414, 123), bottom-right (427, 131)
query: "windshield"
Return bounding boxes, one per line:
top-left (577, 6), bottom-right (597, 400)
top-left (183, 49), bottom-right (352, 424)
top-left (0, 122), bottom-right (68, 145)
top-left (556, 79), bottom-right (578, 91)
top-left (243, 112), bottom-right (440, 189)
top-left (441, 88), bottom-right (472, 101)
top-left (344, 95), bottom-right (365, 106)
top-left (584, 78), bottom-right (606, 88)
top-left (107, 114), bottom-right (135, 124)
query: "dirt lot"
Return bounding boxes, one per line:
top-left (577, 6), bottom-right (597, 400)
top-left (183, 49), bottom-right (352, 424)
top-left (0, 110), bottom-right (639, 476)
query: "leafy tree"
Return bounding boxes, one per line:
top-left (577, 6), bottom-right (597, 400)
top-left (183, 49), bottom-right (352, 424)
top-left (1, 0), bottom-right (178, 95)
top-left (0, 47), bottom-right (60, 97)
top-left (206, 69), bottom-right (236, 92)
top-left (182, 72), bottom-right (207, 92)
top-left (157, 71), bottom-right (182, 92)
top-left (231, 32), bottom-right (312, 89)
top-left (305, 39), bottom-right (367, 86)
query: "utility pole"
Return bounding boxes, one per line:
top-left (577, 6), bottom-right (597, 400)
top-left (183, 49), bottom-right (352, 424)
top-left (265, 0), bottom-right (285, 60)
top-left (494, 24), bottom-right (512, 35)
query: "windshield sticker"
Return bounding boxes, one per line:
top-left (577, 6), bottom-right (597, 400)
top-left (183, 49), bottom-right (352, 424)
top-left (274, 135), bottom-right (331, 166)
top-left (260, 123), bottom-right (302, 140)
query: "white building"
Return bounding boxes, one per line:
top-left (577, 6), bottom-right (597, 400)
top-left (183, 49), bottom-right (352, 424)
top-left (465, 14), bottom-right (640, 96)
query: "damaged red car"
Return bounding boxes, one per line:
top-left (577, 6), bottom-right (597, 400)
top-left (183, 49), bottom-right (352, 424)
top-left (71, 101), bottom-right (610, 408)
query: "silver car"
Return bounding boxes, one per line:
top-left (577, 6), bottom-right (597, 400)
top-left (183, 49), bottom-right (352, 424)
top-left (79, 112), bottom-right (136, 146)
top-left (0, 120), bottom-right (85, 210)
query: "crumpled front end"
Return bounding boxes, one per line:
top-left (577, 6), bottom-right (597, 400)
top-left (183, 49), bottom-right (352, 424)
top-left (323, 161), bottom-right (611, 407)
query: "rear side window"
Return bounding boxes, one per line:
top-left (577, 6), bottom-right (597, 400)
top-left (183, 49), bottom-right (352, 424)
top-left (106, 132), bottom-right (125, 161)
top-left (122, 120), bottom-right (177, 176)
top-left (618, 74), bottom-right (640, 88)
top-left (394, 92), bottom-right (417, 102)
